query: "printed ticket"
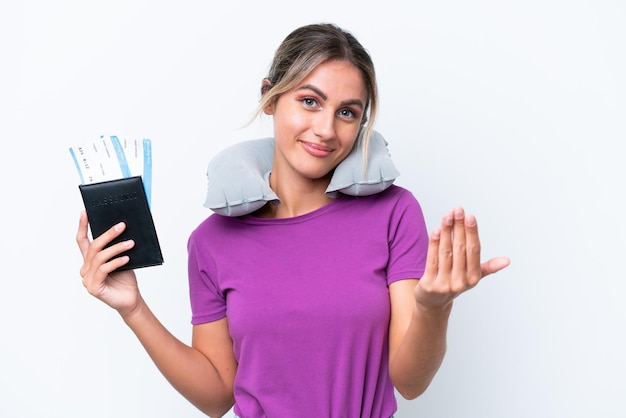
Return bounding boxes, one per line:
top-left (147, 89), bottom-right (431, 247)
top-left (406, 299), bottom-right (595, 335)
top-left (69, 135), bottom-right (153, 205)
top-left (115, 136), bottom-right (153, 204)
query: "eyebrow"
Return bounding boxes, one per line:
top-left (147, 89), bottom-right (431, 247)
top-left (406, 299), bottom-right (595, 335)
top-left (296, 84), bottom-right (364, 109)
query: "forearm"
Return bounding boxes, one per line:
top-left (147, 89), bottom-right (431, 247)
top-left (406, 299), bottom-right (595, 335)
top-left (389, 302), bottom-right (452, 399)
top-left (121, 297), bottom-right (234, 417)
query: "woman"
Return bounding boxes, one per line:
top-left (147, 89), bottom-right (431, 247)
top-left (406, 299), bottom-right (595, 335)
top-left (77, 23), bottom-right (510, 418)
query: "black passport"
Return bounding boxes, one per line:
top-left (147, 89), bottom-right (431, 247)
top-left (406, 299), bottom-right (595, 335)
top-left (79, 176), bottom-right (163, 271)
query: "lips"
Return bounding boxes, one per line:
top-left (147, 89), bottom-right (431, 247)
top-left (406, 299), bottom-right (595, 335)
top-left (299, 140), bottom-right (334, 158)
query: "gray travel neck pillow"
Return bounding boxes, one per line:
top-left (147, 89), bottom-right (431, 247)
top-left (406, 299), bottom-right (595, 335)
top-left (204, 130), bottom-right (400, 216)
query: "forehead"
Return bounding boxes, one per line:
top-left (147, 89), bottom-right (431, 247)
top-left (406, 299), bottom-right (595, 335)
top-left (296, 60), bottom-right (367, 101)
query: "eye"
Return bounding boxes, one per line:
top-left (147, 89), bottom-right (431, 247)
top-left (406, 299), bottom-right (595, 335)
top-left (300, 97), bottom-right (319, 108)
top-left (338, 108), bottom-right (358, 120)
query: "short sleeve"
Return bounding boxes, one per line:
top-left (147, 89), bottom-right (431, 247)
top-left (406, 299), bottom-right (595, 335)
top-left (187, 228), bottom-right (228, 325)
top-left (386, 189), bottom-right (429, 285)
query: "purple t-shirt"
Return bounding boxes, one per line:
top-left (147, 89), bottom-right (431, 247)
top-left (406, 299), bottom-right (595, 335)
top-left (187, 185), bottom-right (428, 418)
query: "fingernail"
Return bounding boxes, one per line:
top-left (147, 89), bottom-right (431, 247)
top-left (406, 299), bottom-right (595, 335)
top-left (454, 207), bottom-right (464, 220)
top-left (444, 215), bottom-right (453, 226)
top-left (115, 222), bottom-right (125, 231)
top-left (432, 229), bottom-right (441, 239)
top-left (466, 215), bottom-right (476, 227)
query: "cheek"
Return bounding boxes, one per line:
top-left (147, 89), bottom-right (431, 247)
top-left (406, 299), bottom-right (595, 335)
top-left (335, 138), bottom-right (359, 164)
top-left (273, 99), bottom-right (307, 124)
top-left (273, 110), bottom-right (309, 138)
top-left (339, 127), bottom-right (361, 150)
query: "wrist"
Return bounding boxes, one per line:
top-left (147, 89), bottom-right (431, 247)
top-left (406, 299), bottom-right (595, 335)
top-left (119, 295), bottom-right (148, 326)
top-left (414, 300), bottom-right (453, 320)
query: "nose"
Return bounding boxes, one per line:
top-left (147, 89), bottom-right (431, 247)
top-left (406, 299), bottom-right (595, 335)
top-left (312, 110), bottom-right (336, 141)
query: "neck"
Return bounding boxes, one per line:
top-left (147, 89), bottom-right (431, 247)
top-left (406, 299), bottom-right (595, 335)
top-left (258, 169), bottom-right (333, 219)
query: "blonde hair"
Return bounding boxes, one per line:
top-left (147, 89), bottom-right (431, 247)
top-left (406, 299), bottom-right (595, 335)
top-left (253, 23), bottom-right (379, 166)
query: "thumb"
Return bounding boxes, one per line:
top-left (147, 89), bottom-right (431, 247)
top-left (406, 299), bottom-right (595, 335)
top-left (480, 257), bottom-right (511, 278)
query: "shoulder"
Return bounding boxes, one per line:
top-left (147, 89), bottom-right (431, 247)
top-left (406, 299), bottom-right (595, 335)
top-left (363, 184), bottom-right (418, 202)
top-left (345, 185), bottom-right (422, 212)
top-left (359, 186), bottom-right (428, 236)
top-left (188, 213), bottom-right (245, 247)
top-left (381, 184), bottom-right (418, 201)
top-left (332, 185), bottom-right (426, 234)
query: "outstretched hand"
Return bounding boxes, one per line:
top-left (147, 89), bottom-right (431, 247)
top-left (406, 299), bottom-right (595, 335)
top-left (76, 210), bottom-right (141, 316)
top-left (414, 207), bottom-right (510, 311)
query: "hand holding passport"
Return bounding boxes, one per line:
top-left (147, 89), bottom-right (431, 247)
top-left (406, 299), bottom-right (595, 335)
top-left (70, 136), bottom-right (163, 271)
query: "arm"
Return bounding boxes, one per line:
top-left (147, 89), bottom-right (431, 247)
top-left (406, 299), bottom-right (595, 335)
top-left (121, 302), bottom-right (236, 417)
top-left (388, 207), bottom-right (510, 399)
top-left (76, 211), bottom-right (237, 417)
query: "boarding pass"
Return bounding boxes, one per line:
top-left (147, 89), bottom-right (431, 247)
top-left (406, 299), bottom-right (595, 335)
top-left (69, 136), bottom-right (153, 206)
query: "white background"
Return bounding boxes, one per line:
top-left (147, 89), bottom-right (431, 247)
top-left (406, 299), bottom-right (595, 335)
top-left (1, 1), bottom-right (624, 417)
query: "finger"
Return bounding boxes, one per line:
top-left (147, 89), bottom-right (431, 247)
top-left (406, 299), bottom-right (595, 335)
top-left (83, 253), bottom-right (132, 296)
top-left (480, 256), bottom-right (511, 278)
top-left (451, 207), bottom-right (468, 285)
top-left (76, 210), bottom-right (91, 258)
top-left (437, 210), bottom-right (454, 276)
top-left (422, 228), bottom-right (441, 281)
top-left (82, 239), bottom-right (134, 286)
top-left (464, 214), bottom-right (482, 285)
top-left (98, 252), bottom-right (132, 276)
top-left (93, 239), bottom-right (135, 269)
top-left (80, 222), bottom-right (129, 276)
top-left (91, 222), bottom-right (127, 250)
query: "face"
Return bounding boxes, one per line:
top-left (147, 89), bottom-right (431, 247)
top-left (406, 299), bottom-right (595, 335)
top-left (264, 59), bottom-right (368, 184)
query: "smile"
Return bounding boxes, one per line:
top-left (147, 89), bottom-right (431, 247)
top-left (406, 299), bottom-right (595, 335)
top-left (299, 140), bottom-right (334, 158)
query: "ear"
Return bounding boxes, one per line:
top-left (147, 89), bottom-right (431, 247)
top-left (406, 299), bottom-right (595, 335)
top-left (261, 78), bottom-right (274, 115)
top-left (263, 103), bottom-right (275, 115)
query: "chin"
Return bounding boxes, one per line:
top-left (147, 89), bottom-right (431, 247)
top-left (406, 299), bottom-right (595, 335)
top-left (300, 166), bottom-right (335, 182)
